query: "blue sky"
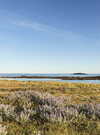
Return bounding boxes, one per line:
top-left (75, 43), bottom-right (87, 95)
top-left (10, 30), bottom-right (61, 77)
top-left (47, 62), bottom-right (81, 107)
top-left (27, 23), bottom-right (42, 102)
top-left (0, 0), bottom-right (99, 73)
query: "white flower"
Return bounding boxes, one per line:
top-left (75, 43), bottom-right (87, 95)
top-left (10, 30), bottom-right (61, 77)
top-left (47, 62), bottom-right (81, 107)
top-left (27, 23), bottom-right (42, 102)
top-left (0, 124), bottom-right (7, 135)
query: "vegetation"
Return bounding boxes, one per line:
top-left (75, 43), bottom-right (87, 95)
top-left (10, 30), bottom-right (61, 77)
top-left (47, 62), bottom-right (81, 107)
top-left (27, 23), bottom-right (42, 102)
top-left (0, 80), bottom-right (100, 135)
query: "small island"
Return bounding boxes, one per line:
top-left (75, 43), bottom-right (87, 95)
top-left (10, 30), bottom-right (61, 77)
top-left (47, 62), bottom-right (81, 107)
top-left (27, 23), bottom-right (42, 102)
top-left (73, 73), bottom-right (88, 75)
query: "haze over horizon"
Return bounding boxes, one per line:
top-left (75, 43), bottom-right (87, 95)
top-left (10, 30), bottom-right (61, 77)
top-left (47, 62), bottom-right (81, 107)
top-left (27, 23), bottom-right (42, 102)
top-left (0, 0), bottom-right (99, 73)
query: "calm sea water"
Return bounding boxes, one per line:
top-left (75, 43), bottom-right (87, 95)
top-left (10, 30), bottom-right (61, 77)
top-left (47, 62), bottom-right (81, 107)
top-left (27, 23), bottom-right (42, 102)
top-left (0, 73), bottom-right (100, 84)
top-left (0, 73), bottom-right (100, 77)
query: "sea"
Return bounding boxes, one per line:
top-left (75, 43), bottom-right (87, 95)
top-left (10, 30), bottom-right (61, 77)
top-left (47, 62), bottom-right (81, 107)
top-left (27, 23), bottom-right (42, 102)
top-left (0, 73), bottom-right (100, 84)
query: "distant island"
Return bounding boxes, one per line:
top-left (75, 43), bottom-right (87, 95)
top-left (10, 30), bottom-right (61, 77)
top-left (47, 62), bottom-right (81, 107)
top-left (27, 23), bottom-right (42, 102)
top-left (73, 73), bottom-right (88, 75)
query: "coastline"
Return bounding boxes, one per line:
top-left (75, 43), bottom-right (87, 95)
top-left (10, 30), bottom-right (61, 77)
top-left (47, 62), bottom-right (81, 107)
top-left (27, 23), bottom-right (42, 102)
top-left (1, 75), bottom-right (100, 80)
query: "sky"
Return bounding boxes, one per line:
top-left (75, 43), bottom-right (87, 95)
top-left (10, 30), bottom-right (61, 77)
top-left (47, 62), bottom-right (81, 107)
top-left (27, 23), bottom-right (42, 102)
top-left (0, 0), bottom-right (99, 73)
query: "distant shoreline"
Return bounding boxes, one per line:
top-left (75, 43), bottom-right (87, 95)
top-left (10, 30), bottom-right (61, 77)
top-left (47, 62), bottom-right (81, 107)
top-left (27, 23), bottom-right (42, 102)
top-left (1, 75), bottom-right (100, 80)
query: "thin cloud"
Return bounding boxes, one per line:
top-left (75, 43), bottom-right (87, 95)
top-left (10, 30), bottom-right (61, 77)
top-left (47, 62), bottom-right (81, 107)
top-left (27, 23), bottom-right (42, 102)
top-left (12, 21), bottom-right (57, 33)
top-left (12, 20), bottom-right (84, 40)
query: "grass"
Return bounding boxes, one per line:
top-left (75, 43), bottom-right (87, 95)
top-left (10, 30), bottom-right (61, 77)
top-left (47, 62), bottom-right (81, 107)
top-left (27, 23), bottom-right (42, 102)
top-left (0, 80), bottom-right (100, 103)
top-left (0, 80), bottom-right (100, 135)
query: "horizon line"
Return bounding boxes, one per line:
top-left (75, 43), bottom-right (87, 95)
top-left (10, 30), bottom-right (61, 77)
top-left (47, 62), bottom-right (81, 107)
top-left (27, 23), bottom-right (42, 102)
top-left (0, 72), bottom-right (100, 74)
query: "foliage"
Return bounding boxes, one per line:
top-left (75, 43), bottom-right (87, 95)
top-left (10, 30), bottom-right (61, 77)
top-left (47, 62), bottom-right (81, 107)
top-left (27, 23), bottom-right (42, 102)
top-left (0, 80), bottom-right (100, 135)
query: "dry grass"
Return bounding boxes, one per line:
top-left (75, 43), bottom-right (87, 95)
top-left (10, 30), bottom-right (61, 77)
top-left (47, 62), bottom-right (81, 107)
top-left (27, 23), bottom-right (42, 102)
top-left (0, 80), bottom-right (100, 135)
top-left (0, 80), bottom-right (100, 104)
